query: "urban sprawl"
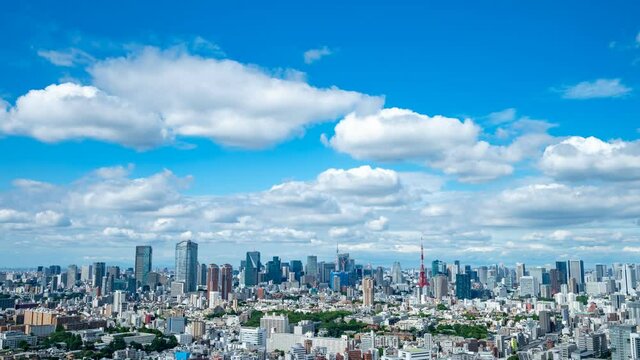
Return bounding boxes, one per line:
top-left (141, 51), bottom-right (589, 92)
top-left (0, 240), bottom-right (636, 360)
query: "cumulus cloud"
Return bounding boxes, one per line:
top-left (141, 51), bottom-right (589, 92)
top-left (70, 169), bottom-right (190, 211)
top-left (328, 108), bottom-right (552, 182)
top-left (560, 78), bottom-right (632, 99)
top-left (0, 83), bottom-right (168, 149)
top-left (2, 47), bottom-right (382, 149)
top-left (89, 47), bottom-right (382, 148)
top-left (541, 136), bottom-right (640, 181)
top-left (303, 46), bottom-right (332, 64)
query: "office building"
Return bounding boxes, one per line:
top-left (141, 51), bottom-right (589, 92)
top-left (305, 256), bottom-right (318, 278)
top-left (66, 265), bottom-right (78, 289)
top-left (93, 262), bottom-right (106, 289)
top-left (175, 240), bottom-right (198, 293)
top-left (220, 264), bottom-right (233, 300)
top-left (245, 251), bottom-right (261, 287)
top-left (456, 273), bottom-right (471, 300)
top-left (362, 277), bottom-right (374, 307)
top-left (134, 246), bottom-right (152, 289)
top-left (611, 324), bottom-right (635, 360)
top-left (240, 327), bottom-right (267, 347)
top-left (261, 314), bottom-right (290, 338)
top-left (207, 264), bottom-right (220, 297)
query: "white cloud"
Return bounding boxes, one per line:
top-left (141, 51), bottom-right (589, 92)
top-left (316, 166), bottom-right (401, 196)
top-left (366, 216), bottom-right (389, 231)
top-left (0, 83), bottom-right (168, 149)
top-left (35, 210), bottom-right (71, 227)
top-left (2, 47), bottom-right (382, 150)
top-left (37, 48), bottom-right (95, 67)
top-left (328, 108), bottom-right (552, 182)
top-left (70, 169), bottom-right (190, 211)
top-left (90, 47), bottom-right (382, 148)
top-left (303, 46), bottom-right (332, 64)
top-left (561, 78), bottom-right (632, 99)
top-left (0, 209), bottom-right (30, 223)
top-left (541, 136), bottom-right (640, 181)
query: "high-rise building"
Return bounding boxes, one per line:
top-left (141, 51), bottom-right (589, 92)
top-left (207, 264), bottom-right (220, 294)
top-left (477, 266), bottom-right (488, 285)
top-left (374, 266), bottom-right (384, 285)
top-left (80, 265), bottom-right (92, 283)
top-left (611, 325), bottom-right (636, 360)
top-left (555, 261), bottom-right (568, 284)
top-left (595, 264), bottom-right (606, 281)
top-left (433, 274), bottom-right (448, 300)
top-left (538, 310), bottom-right (552, 334)
top-left (175, 240), bottom-right (198, 293)
top-left (220, 264), bottom-right (233, 300)
top-left (266, 256), bottom-right (282, 284)
top-left (548, 268), bottom-right (561, 294)
top-left (520, 276), bottom-right (538, 297)
top-left (245, 251), bottom-right (261, 287)
top-left (362, 277), bottom-right (374, 307)
top-left (134, 246), bottom-right (152, 289)
top-left (198, 263), bottom-right (207, 287)
top-left (456, 273), bottom-right (471, 300)
top-left (290, 260), bottom-right (303, 280)
top-left (516, 263), bottom-right (526, 284)
top-left (621, 264), bottom-right (637, 296)
top-left (391, 262), bottom-right (403, 284)
top-left (66, 265), bottom-right (78, 289)
top-left (432, 260), bottom-right (446, 277)
top-left (260, 313), bottom-right (290, 338)
top-left (240, 327), bottom-right (267, 347)
top-left (567, 260), bottom-right (585, 285)
top-left (93, 262), bottom-right (106, 289)
top-left (305, 256), bottom-right (318, 278)
top-left (336, 253), bottom-right (350, 272)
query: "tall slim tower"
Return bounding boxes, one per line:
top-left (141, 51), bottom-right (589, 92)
top-left (418, 242), bottom-right (428, 288)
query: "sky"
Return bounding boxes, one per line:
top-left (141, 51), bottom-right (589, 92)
top-left (0, 1), bottom-right (639, 269)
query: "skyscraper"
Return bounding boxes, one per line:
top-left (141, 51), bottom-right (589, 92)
top-left (391, 262), bottom-right (403, 284)
top-left (611, 325), bottom-right (636, 360)
top-left (455, 273), bottom-right (471, 300)
top-left (245, 251), bottom-right (261, 286)
top-left (175, 240), bottom-right (198, 293)
top-left (266, 256), bottom-right (282, 284)
top-left (134, 246), bottom-right (152, 288)
top-left (567, 260), bottom-right (585, 285)
top-left (305, 256), bottom-right (318, 278)
top-left (66, 265), bottom-right (78, 289)
top-left (362, 277), bottom-right (374, 307)
top-left (555, 261), bottom-right (568, 284)
top-left (220, 264), bottom-right (233, 300)
top-left (93, 262), bottom-right (106, 289)
top-left (207, 264), bottom-right (220, 294)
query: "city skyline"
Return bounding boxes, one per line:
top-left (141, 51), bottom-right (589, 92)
top-left (1, 2), bottom-right (640, 266)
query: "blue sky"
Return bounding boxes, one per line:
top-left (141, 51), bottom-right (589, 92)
top-left (0, 1), bottom-right (639, 268)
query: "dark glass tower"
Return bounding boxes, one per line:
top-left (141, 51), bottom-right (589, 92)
top-left (134, 246), bottom-right (152, 288)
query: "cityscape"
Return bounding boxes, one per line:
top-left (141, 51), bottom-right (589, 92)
top-left (2, 2), bottom-right (640, 360)
top-left (1, 241), bottom-right (640, 360)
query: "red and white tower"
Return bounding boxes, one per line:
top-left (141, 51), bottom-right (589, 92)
top-left (418, 241), bottom-right (428, 288)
